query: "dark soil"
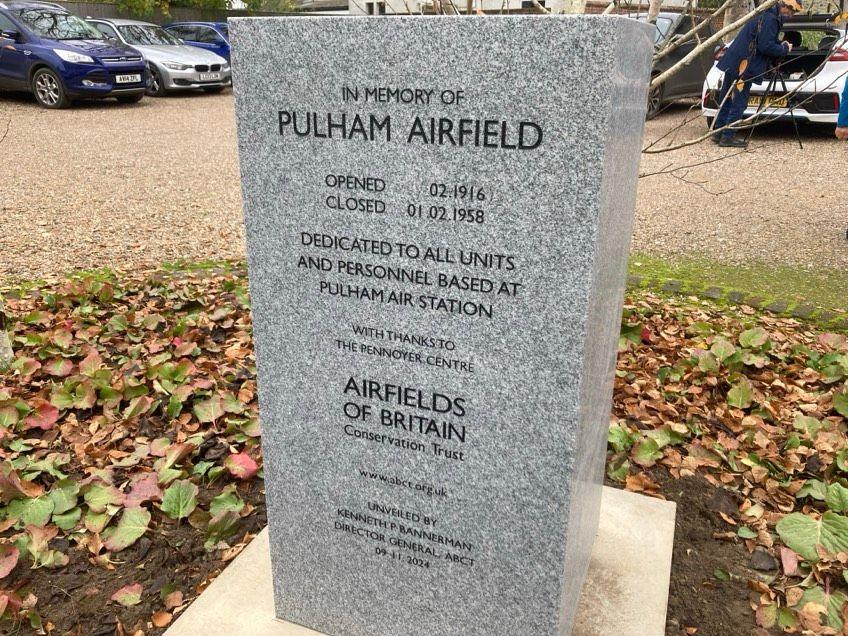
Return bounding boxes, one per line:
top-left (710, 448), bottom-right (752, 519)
top-left (656, 471), bottom-right (767, 636)
top-left (1, 481), bottom-right (266, 636)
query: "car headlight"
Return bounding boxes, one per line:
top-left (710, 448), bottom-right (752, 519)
top-left (222, 62), bottom-right (230, 70)
top-left (54, 49), bottom-right (94, 64)
top-left (163, 61), bottom-right (191, 71)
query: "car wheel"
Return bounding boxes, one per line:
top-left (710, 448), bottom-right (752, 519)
top-left (117, 93), bottom-right (143, 104)
top-left (646, 81), bottom-right (663, 120)
top-left (146, 65), bottom-right (167, 97)
top-left (202, 86), bottom-right (225, 94)
top-left (32, 68), bottom-right (69, 109)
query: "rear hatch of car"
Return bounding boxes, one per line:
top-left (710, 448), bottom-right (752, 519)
top-left (747, 17), bottom-right (846, 112)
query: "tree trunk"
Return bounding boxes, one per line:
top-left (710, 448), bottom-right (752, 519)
top-left (647, 0), bottom-right (663, 24)
top-left (724, 0), bottom-right (754, 42)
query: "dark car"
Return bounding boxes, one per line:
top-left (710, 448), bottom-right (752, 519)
top-left (163, 21), bottom-right (229, 62)
top-left (632, 12), bottom-right (717, 118)
top-left (0, 0), bottom-right (147, 108)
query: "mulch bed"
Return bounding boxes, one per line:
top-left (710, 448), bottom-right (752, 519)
top-left (0, 268), bottom-right (846, 635)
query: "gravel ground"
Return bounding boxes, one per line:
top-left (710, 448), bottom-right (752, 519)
top-left (0, 91), bottom-right (244, 281)
top-left (636, 103), bottom-right (848, 270)
top-left (0, 93), bottom-right (845, 280)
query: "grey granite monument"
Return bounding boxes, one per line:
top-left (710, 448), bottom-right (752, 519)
top-left (231, 15), bottom-right (652, 636)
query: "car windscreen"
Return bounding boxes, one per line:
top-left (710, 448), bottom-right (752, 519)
top-left (634, 15), bottom-right (675, 45)
top-left (118, 24), bottom-right (181, 46)
top-left (218, 24), bottom-right (228, 39)
top-left (15, 9), bottom-right (103, 40)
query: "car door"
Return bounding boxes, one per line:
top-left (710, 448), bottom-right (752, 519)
top-left (0, 12), bottom-right (31, 89)
top-left (193, 25), bottom-right (228, 61)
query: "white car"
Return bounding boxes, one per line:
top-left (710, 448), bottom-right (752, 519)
top-left (87, 18), bottom-right (231, 96)
top-left (701, 15), bottom-right (848, 126)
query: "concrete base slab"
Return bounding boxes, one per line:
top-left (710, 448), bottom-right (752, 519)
top-left (165, 487), bottom-right (676, 636)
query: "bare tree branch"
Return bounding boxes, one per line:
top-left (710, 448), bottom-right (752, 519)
top-left (650, 0), bottom-right (780, 90)
top-left (653, 0), bottom-right (733, 63)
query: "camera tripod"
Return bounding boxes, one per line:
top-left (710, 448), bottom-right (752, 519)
top-left (746, 64), bottom-right (804, 149)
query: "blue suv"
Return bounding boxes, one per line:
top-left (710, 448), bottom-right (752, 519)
top-left (164, 22), bottom-right (229, 62)
top-left (0, 1), bottom-right (148, 108)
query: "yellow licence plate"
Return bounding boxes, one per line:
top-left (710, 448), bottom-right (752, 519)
top-left (749, 95), bottom-right (788, 108)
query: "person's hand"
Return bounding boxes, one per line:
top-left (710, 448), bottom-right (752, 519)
top-left (836, 126), bottom-right (848, 140)
top-left (785, 42), bottom-right (794, 52)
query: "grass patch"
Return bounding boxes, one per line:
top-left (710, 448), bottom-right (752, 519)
top-left (629, 252), bottom-right (848, 314)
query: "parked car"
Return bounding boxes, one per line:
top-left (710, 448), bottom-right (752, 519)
top-left (701, 14), bottom-right (848, 126)
top-left (631, 12), bottom-right (717, 119)
top-left (163, 22), bottom-right (229, 62)
top-left (87, 18), bottom-right (230, 96)
top-left (0, 0), bottom-right (146, 108)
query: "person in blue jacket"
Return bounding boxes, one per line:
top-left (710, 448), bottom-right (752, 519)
top-left (836, 80), bottom-right (848, 139)
top-left (712, 0), bottom-right (802, 148)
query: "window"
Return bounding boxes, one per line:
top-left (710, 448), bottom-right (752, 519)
top-left (168, 25), bottom-right (197, 40)
top-left (195, 26), bottom-right (221, 44)
top-left (365, 2), bottom-right (374, 13)
top-left (92, 22), bottom-right (118, 39)
top-left (14, 9), bottom-right (103, 40)
top-left (0, 13), bottom-right (17, 34)
top-left (119, 24), bottom-right (180, 46)
top-left (377, 2), bottom-right (386, 14)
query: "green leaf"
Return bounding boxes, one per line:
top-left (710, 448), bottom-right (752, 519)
top-left (193, 397), bottom-right (225, 424)
top-left (632, 438), bottom-right (663, 468)
top-left (794, 414), bottom-right (824, 440)
top-left (53, 507), bottom-right (82, 531)
top-left (48, 479), bottom-right (79, 515)
top-left (776, 511), bottom-right (848, 562)
top-left (837, 449), bottom-right (848, 473)
top-left (111, 583), bottom-right (143, 607)
top-left (727, 379), bottom-right (753, 409)
top-left (697, 351), bottom-right (719, 373)
top-left (714, 568), bottom-right (730, 581)
top-left (8, 496), bottom-right (54, 527)
top-left (204, 510), bottom-right (240, 550)
top-left (0, 406), bottom-right (18, 429)
top-left (739, 327), bottom-right (769, 349)
top-left (646, 426), bottom-right (685, 449)
top-left (607, 424), bottom-right (635, 453)
top-left (209, 485), bottom-right (244, 517)
top-left (103, 508), bottom-right (151, 552)
top-left (826, 482), bottom-right (848, 513)
top-left (737, 526), bottom-right (757, 539)
top-left (123, 395), bottom-right (154, 420)
top-left (710, 337), bottom-right (736, 361)
top-left (606, 456), bottom-right (629, 483)
top-left (84, 509), bottom-right (111, 533)
top-left (799, 586), bottom-right (847, 630)
top-left (834, 392), bottom-right (848, 418)
top-left (777, 607), bottom-right (797, 630)
top-left (161, 480), bottom-right (198, 520)
top-left (84, 483), bottom-right (123, 513)
top-left (796, 479), bottom-right (828, 501)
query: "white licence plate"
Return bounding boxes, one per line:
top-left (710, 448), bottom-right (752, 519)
top-left (115, 74), bottom-right (141, 84)
top-left (200, 72), bottom-right (221, 81)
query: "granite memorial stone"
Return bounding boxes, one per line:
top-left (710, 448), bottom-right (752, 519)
top-left (231, 15), bottom-right (653, 636)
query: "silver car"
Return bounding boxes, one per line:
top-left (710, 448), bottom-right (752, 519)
top-left (87, 18), bottom-right (231, 96)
